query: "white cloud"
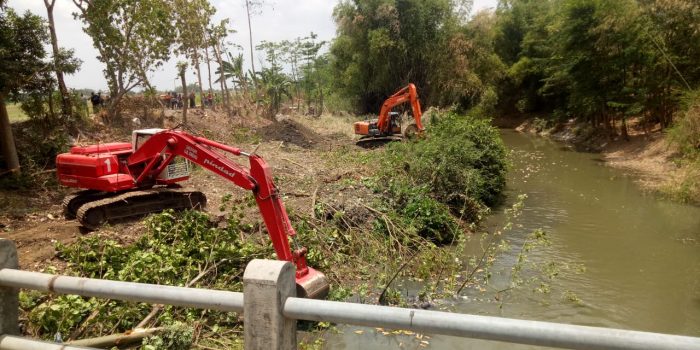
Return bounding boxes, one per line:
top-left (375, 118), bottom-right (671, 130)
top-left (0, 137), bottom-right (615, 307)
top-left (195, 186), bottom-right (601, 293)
top-left (6, 0), bottom-right (497, 92)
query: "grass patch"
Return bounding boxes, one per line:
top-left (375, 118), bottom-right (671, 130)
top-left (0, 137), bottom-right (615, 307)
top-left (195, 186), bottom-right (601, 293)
top-left (7, 102), bottom-right (28, 123)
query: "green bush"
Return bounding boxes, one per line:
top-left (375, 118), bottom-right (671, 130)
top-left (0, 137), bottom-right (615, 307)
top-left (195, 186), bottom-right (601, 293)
top-left (383, 111), bottom-right (508, 212)
top-left (25, 209), bottom-right (270, 340)
top-left (669, 90), bottom-right (700, 158)
top-left (381, 180), bottom-right (458, 244)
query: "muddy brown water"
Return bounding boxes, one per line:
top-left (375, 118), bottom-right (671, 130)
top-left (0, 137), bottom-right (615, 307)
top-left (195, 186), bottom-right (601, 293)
top-left (323, 130), bottom-right (700, 349)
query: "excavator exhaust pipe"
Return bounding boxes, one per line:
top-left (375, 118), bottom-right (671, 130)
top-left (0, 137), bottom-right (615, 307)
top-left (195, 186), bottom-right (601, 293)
top-left (296, 267), bottom-right (330, 299)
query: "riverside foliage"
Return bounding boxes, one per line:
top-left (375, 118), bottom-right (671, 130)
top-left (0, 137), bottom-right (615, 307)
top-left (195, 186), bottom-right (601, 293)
top-left (330, 0), bottom-right (700, 135)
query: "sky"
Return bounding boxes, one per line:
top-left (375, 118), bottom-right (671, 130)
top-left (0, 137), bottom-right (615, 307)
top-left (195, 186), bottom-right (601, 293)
top-left (7, 0), bottom-right (498, 93)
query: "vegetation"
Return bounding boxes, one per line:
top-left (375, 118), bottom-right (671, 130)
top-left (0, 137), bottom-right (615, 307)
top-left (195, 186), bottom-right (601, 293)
top-left (6, 103), bottom-right (26, 123)
top-left (327, 0), bottom-right (700, 136)
top-left (667, 90), bottom-right (700, 202)
top-left (331, 0), bottom-right (502, 113)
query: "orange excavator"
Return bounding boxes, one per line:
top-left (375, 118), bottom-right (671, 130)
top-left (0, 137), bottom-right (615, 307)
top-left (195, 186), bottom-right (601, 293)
top-left (55, 129), bottom-right (329, 299)
top-left (353, 83), bottom-right (424, 146)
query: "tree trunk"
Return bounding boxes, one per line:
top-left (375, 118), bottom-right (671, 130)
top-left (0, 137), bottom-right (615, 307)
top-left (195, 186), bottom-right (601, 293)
top-left (0, 98), bottom-right (20, 174)
top-left (621, 117), bottom-right (629, 141)
top-left (211, 41), bottom-right (231, 117)
top-left (318, 87), bottom-right (324, 117)
top-left (204, 47), bottom-right (213, 106)
top-left (44, 0), bottom-right (72, 119)
top-left (193, 48), bottom-right (205, 110)
top-left (180, 70), bottom-right (188, 124)
top-left (245, 0), bottom-right (257, 88)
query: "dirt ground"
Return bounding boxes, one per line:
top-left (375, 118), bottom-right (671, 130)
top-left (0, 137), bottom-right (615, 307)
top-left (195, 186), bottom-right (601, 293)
top-left (0, 107), bottom-right (378, 271)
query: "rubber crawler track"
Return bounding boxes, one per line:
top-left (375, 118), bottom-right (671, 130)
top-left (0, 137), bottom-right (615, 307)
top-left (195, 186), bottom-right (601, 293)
top-left (73, 188), bottom-right (207, 230)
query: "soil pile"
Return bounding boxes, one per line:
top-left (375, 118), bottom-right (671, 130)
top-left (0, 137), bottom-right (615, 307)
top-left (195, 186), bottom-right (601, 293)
top-left (257, 119), bottom-right (325, 148)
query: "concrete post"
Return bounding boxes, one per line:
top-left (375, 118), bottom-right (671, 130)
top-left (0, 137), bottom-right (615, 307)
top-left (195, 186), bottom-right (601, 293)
top-left (0, 239), bottom-right (19, 335)
top-left (243, 259), bottom-right (296, 350)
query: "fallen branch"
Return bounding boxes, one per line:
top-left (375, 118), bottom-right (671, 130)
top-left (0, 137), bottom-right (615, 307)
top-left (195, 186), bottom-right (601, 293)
top-left (135, 259), bottom-right (227, 329)
top-left (378, 249), bottom-right (421, 305)
top-left (456, 234), bottom-right (496, 294)
top-left (322, 170), bottom-right (355, 183)
top-left (66, 327), bottom-right (163, 348)
top-left (67, 300), bottom-right (110, 340)
top-left (283, 191), bottom-right (311, 197)
top-left (280, 157), bottom-right (311, 173)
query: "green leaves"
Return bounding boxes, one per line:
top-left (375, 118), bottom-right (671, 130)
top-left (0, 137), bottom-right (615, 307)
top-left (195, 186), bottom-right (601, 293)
top-left (0, 8), bottom-right (48, 95)
top-left (24, 208), bottom-right (270, 340)
top-left (384, 111), bottom-right (508, 211)
top-left (331, 0), bottom-right (503, 112)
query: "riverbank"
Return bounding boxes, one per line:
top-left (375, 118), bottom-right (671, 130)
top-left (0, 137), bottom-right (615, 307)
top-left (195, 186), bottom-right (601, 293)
top-left (501, 116), bottom-right (698, 204)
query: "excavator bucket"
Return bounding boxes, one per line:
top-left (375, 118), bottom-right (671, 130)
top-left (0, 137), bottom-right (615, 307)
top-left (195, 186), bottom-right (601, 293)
top-left (296, 267), bottom-right (330, 299)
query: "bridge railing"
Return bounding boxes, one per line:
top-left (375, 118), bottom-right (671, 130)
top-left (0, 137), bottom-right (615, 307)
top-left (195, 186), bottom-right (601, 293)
top-left (1, 239), bottom-right (699, 350)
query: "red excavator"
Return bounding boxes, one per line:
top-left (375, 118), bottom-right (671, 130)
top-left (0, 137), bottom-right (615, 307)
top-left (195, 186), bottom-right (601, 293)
top-left (353, 83), bottom-right (425, 146)
top-left (55, 128), bottom-right (329, 299)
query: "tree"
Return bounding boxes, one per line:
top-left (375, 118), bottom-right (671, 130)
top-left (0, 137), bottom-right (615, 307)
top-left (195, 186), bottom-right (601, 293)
top-left (177, 61), bottom-right (188, 123)
top-left (43, 0), bottom-right (71, 119)
top-left (173, 0), bottom-right (215, 110)
top-left (297, 33), bottom-right (326, 115)
top-left (0, 8), bottom-right (48, 174)
top-left (72, 0), bottom-right (175, 119)
top-left (330, 0), bottom-right (487, 113)
top-left (243, 0), bottom-right (268, 81)
top-left (209, 19), bottom-right (235, 116)
top-left (256, 67), bottom-right (291, 117)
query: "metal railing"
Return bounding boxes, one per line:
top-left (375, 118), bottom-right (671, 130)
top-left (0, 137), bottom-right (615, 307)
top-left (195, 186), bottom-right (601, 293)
top-left (0, 239), bottom-right (699, 350)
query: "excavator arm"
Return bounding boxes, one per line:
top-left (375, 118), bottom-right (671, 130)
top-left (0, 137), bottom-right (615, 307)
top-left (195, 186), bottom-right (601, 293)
top-left (376, 83), bottom-right (424, 134)
top-left (127, 130), bottom-right (329, 299)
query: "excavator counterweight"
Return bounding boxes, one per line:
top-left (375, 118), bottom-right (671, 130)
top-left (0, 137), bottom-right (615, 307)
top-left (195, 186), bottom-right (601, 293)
top-left (56, 129), bottom-right (329, 299)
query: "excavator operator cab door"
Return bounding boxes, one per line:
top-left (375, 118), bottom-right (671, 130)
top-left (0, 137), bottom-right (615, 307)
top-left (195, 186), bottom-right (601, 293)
top-left (132, 128), bottom-right (165, 151)
top-left (388, 112), bottom-right (401, 134)
top-left (131, 129), bottom-right (191, 182)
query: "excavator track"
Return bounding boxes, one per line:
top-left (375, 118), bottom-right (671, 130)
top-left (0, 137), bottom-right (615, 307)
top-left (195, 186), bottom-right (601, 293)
top-left (355, 135), bottom-right (403, 148)
top-left (74, 188), bottom-right (207, 230)
top-left (63, 190), bottom-right (112, 220)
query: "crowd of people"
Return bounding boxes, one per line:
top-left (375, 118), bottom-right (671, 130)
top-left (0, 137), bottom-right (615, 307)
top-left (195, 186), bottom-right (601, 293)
top-left (86, 90), bottom-right (216, 114)
top-left (161, 91), bottom-right (214, 109)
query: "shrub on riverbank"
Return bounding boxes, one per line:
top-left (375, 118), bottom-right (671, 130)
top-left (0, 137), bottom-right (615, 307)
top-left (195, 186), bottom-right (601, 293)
top-left (668, 90), bottom-right (700, 203)
top-left (381, 111), bottom-right (508, 222)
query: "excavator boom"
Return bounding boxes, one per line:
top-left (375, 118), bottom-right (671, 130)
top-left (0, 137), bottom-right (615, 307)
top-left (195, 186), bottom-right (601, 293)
top-left (376, 83), bottom-right (424, 134)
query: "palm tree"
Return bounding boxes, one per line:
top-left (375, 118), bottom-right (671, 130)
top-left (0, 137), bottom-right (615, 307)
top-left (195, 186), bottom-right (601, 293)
top-left (256, 67), bottom-right (292, 116)
top-left (214, 53), bottom-right (244, 91)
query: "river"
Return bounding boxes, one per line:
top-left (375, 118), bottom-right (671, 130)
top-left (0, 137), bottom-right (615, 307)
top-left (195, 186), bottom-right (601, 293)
top-left (324, 129), bottom-right (700, 349)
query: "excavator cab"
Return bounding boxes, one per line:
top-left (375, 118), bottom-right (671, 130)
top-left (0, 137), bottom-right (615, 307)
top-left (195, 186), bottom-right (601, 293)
top-left (132, 129), bottom-right (191, 182)
top-left (388, 111), bottom-right (401, 134)
top-left (132, 129), bottom-right (164, 150)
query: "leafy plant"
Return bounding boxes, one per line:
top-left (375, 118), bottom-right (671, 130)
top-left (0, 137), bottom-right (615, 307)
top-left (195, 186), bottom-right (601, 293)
top-left (382, 111), bottom-right (508, 218)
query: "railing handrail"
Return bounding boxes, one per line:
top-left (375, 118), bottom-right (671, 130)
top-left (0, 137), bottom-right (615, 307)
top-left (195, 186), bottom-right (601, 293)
top-left (0, 269), bottom-right (243, 312)
top-left (1, 267), bottom-right (699, 350)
